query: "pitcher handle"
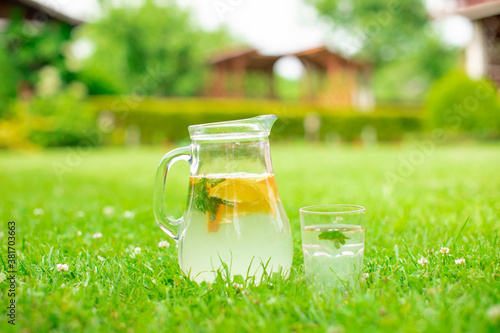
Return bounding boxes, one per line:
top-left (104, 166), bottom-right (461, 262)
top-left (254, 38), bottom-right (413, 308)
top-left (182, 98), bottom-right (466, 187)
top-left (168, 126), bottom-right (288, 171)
top-left (153, 145), bottom-right (192, 241)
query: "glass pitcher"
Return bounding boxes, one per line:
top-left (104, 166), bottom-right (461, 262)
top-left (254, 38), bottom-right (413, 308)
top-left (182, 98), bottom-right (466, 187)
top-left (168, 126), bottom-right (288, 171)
top-left (153, 114), bottom-right (293, 283)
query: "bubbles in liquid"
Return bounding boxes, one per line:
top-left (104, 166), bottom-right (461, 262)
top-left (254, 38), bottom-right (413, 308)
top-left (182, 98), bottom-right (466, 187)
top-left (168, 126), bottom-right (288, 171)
top-left (302, 224), bottom-right (365, 290)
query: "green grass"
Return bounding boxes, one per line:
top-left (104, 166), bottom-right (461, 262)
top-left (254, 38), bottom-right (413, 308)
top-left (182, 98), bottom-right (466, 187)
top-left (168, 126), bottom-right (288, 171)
top-left (1, 143), bottom-right (499, 332)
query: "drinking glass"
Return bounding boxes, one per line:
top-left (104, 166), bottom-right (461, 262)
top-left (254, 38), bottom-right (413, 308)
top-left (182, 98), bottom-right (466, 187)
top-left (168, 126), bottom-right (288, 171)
top-left (300, 204), bottom-right (366, 291)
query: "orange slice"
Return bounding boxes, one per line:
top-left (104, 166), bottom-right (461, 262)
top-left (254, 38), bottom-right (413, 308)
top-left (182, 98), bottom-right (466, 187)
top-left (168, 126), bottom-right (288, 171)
top-left (209, 179), bottom-right (264, 203)
top-left (206, 177), bottom-right (278, 233)
top-left (208, 201), bottom-right (275, 232)
top-left (256, 175), bottom-right (279, 200)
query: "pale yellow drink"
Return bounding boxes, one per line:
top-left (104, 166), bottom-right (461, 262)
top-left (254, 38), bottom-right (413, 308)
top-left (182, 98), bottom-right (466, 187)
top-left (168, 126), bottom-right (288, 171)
top-left (178, 173), bottom-right (293, 283)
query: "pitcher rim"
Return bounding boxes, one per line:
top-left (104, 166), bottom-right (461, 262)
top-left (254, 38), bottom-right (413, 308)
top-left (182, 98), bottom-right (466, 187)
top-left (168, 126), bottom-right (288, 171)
top-left (188, 114), bottom-right (278, 141)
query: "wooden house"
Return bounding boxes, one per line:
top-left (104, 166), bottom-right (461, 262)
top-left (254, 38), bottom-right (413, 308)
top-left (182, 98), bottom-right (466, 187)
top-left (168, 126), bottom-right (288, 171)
top-left (206, 47), bottom-right (374, 110)
top-left (456, 0), bottom-right (500, 85)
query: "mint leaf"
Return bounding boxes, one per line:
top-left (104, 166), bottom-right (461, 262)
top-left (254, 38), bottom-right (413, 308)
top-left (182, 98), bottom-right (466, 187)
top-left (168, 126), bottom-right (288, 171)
top-left (318, 230), bottom-right (350, 249)
top-left (207, 178), bottom-right (226, 187)
top-left (193, 178), bottom-right (227, 222)
top-left (207, 197), bottom-right (224, 223)
top-left (193, 178), bottom-right (209, 211)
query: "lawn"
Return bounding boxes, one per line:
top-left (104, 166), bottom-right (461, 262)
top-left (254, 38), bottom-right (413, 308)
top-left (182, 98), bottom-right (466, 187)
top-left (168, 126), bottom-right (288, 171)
top-left (1, 142), bottom-right (499, 332)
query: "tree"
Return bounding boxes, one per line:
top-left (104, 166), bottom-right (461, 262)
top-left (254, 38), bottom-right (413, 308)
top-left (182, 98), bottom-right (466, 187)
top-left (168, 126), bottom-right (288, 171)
top-left (308, 0), bottom-right (459, 102)
top-left (0, 12), bottom-right (75, 116)
top-left (77, 0), bottom-right (234, 96)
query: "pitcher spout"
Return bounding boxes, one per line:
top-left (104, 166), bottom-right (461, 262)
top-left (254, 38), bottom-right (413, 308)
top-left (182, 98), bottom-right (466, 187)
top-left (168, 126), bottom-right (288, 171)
top-left (254, 114), bottom-right (278, 132)
top-left (188, 114), bottom-right (278, 141)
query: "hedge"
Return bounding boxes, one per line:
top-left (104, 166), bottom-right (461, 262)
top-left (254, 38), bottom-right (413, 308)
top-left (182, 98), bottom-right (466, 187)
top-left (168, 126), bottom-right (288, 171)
top-left (426, 71), bottom-right (500, 139)
top-left (89, 96), bottom-right (423, 144)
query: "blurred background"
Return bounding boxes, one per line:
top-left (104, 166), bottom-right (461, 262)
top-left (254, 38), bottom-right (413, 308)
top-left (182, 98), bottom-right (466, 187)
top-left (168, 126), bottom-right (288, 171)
top-left (0, 0), bottom-right (499, 147)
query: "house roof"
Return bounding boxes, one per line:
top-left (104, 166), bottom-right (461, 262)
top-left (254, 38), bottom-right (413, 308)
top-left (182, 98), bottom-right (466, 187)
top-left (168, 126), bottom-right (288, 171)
top-left (0, 0), bottom-right (84, 26)
top-left (208, 49), bottom-right (257, 64)
top-left (208, 46), bottom-right (370, 72)
top-left (456, 0), bottom-right (500, 20)
top-left (293, 46), bottom-right (370, 70)
top-left (208, 48), bottom-right (281, 71)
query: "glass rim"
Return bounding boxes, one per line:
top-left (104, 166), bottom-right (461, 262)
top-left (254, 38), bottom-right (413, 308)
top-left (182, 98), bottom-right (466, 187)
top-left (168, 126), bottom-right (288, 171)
top-left (299, 204), bottom-right (366, 215)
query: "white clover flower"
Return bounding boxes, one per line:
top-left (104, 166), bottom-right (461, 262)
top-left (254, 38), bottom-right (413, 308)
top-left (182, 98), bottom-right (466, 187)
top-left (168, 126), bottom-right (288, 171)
top-left (487, 305), bottom-right (500, 323)
top-left (92, 232), bottom-right (103, 239)
top-left (33, 208), bottom-right (44, 216)
top-left (266, 297), bottom-right (277, 304)
top-left (76, 211), bottom-right (85, 218)
top-left (455, 258), bottom-right (466, 265)
top-left (124, 210), bottom-right (135, 219)
top-left (56, 264), bottom-right (69, 272)
top-left (363, 273), bottom-right (370, 279)
top-left (102, 206), bottom-right (115, 216)
top-left (134, 247), bottom-right (141, 254)
top-left (440, 247), bottom-right (450, 254)
top-left (158, 241), bottom-right (170, 248)
top-left (418, 257), bottom-right (429, 266)
top-left (77, 231), bottom-right (82, 237)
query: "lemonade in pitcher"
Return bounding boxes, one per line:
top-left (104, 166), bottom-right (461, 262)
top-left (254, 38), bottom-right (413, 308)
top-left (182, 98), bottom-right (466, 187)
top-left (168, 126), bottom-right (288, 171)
top-left (179, 173), bottom-right (292, 282)
top-left (153, 115), bottom-right (293, 283)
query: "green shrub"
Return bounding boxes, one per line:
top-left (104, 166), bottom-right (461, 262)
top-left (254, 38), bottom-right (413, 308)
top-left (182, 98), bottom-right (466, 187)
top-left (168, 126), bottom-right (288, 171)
top-left (90, 96), bottom-right (422, 144)
top-left (28, 92), bottom-right (97, 147)
top-left (0, 83), bottom-right (98, 148)
top-left (426, 71), bottom-right (500, 138)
